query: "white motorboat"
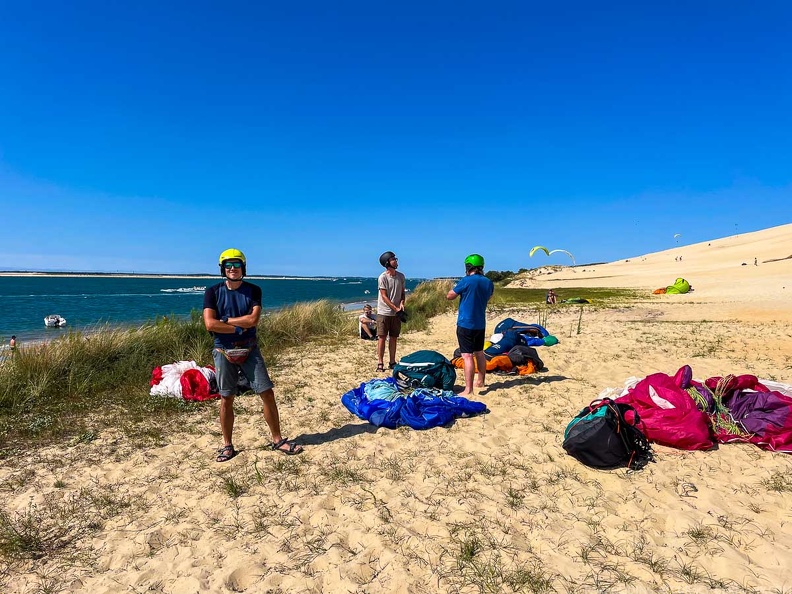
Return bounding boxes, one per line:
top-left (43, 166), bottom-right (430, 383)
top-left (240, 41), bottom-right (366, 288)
top-left (44, 314), bottom-right (67, 328)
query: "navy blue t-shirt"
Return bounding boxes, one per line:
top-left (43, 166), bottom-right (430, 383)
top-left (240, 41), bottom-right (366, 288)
top-left (452, 274), bottom-right (494, 330)
top-left (203, 281), bottom-right (262, 348)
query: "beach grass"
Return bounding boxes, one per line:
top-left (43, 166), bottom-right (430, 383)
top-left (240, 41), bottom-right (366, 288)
top-left (491, 286), bottom-right (643, 308)
top-left (0, 281), bottom-right (459, 453)
top-left (402, 278), bottom-right (456, 330)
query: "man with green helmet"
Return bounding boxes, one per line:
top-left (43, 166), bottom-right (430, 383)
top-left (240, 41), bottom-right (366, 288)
top-left (203, 248), bottom-right (303, 461)
top-left (446, 254), bottom-right (494, 396)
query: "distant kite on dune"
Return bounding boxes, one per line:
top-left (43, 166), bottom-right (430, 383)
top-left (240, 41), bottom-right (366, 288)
top-left (529, 245), bottom-right (576, 265)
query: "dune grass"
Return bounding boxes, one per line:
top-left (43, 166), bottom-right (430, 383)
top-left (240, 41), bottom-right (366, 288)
top-left (402, 278), bottom-right (456, 330)
top-left (0, 281), bottom-right (457, 453)
top-left (491, 286), bottom-right (643, 308)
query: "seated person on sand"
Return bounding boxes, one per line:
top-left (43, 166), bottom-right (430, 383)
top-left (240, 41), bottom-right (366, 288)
top-left (359, 304), bottom-right (377, 340)
top-left (546, 289), bottom-right (558, 305)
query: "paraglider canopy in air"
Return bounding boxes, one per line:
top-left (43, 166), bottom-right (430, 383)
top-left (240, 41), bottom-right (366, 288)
top-left (530, 245), bottom-right (576, 265)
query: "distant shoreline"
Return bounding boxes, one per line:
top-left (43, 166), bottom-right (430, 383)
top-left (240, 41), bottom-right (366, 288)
top-left (0, 272), bottom-right (342, 281)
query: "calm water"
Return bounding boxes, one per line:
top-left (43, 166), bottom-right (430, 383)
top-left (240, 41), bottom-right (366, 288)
top-left (0, 276), bottom-right (423, 344)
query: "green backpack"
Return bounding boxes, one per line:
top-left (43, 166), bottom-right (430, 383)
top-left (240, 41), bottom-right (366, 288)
top-left (392, 350), bottom-right (457, 391)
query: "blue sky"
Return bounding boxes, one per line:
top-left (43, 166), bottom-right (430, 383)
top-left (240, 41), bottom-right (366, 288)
top-left (1, 1), bottom-right (790, 277)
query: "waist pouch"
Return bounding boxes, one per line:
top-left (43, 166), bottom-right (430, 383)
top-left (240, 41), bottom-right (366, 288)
top-left (217, 347), bottom-right (253, 365)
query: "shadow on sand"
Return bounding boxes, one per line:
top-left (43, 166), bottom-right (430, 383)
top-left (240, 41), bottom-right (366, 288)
top-left (295, 422), bottom-right (380, 446)
top-left (479, 374), bottom-right (568, 395)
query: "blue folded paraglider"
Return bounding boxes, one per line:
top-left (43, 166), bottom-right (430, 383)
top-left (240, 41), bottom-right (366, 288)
top-left (493, 318), bottom-right (554, 347)
top-left (341, 377), bottom-right (488, 430)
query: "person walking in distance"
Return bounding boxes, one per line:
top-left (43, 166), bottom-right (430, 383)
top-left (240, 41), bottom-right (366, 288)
top-left (447, 254), bottom-right (494, 396)
top-left (203, 248), bottom-right (303, 462)
top-left (376, 251), bottom-right (406, 372)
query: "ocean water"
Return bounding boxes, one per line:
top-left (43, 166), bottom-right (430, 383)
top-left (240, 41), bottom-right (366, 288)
top-left (0, 276), bottom-right (423, 343)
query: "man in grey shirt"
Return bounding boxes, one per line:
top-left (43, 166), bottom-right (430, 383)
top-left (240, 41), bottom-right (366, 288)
top-left (376, 250), bottom-right (406, 372)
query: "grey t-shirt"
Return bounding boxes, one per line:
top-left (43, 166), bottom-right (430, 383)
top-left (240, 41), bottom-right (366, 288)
top-left (377, 270), bottom-right (406, 316)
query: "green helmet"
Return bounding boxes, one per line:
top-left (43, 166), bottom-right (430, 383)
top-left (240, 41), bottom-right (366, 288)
top-left (464, 254), bottom-right (484, 268)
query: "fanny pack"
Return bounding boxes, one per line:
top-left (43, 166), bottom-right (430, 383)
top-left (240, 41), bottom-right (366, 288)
top-left (216, 347), bottom-right (253, 365)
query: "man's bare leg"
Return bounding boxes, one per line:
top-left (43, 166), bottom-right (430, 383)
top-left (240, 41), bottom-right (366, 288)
top-left (474, 351), bottom-right (487, 388)
top-left (260, 388), bottom-right (303, 454)
top-left (388, 336), bottom-right (398, 365)
top-left (259, 389), bottom-right (282, 442)
top-left (377, 336), bottom-right (387, 366)
top-left (220, 395), bottom-right (235, 446)
top-left (459, 353), bottom-right (475, 396)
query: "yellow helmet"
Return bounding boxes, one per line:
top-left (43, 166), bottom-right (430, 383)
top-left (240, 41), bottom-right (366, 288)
top-left (218, 248), bottom-right (247, 277)
top-left (218, 248), bottom-right (246, 264)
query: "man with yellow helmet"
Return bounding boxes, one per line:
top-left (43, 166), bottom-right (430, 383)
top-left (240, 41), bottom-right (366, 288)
top-left (203, 248), bottom-right (303, 461)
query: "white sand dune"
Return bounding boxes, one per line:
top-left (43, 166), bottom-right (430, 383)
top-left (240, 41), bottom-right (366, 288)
top-left (2, 224), bottom-right (792, 593)
top-left (511, 223), bottom-right (792, 321)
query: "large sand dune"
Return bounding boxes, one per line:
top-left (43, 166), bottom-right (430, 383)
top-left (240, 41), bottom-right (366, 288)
top-left (2, 225), bottom-right (792, 593)
top-left (510, 223), bottom-right (792, 321)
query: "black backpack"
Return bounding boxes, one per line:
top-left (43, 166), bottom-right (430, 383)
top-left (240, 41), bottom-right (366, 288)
top-left (392, 350), bottom-right (457, 391)
top-left (562, 398), bottom-right (654, 471)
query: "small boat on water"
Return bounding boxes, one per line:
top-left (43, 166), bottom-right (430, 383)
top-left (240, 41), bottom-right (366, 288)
top-left (44, 314), bottom-right (67, 328)
top-left (159, 286), bottom-right (206, 293)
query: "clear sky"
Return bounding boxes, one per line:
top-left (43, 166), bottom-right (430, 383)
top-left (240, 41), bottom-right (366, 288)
top-left (1, 1), bottom-right (790, 277)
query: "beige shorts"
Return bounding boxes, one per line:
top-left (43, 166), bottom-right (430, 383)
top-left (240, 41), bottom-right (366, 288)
top-left (376, 314), bottom-right (402, 338)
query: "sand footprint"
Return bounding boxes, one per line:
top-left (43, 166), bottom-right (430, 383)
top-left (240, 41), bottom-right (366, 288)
top-left (226, 566), bottom-right (260, 591)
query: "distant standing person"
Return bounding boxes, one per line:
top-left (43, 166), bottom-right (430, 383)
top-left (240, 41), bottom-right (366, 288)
top-left (447, 254), bottom-right (494, 396)
top-left (9, 335), bottom-right (16, 351)
top-left (754, 257), bottom-right (758, 266)
top-left (203, 248), bottom-right (303, 462)
top-left (376, 251), bottom-right (406, 372)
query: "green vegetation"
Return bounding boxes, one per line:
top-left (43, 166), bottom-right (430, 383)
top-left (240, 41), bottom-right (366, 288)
top-left (492, 286), bottom-right (643, 308)
top-left (485, 268), bottom-right (529, 284)
top-left (403, 279), bottom-right (456, 330)
top-left (0, 281), bottom-right (457, 453)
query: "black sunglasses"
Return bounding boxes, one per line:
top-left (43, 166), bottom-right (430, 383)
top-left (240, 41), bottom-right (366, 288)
top-left (224, 262), bottom-right (242, 269)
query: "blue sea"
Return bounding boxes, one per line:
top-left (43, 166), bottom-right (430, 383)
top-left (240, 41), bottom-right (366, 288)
top-left (0, 275), bottom-right (424, 344)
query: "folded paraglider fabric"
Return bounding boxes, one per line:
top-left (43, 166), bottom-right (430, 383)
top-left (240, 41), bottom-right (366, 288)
top-left (341, 377), bottom-right (487, 430)
top-left (150, 361), bottom-right (219, 401)
top-left (616, 369), bottom-right (715, 450)
top-left (600, 366), bottom-right (792, 453)
top-left (492, 318), bottom-right (557, 348)
top-left (665, 278), bottom-right (691, 294)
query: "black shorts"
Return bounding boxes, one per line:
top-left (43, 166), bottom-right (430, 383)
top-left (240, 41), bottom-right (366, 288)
top-left (457, 326), bottom-right (485, 354)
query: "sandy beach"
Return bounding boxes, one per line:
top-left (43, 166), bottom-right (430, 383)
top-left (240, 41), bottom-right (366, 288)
top-left (2, 225), bottom-right (792, 593)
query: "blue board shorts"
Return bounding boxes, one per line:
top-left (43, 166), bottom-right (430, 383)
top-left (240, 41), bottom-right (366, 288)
top-left (212, 345), bottom-right (274, 397)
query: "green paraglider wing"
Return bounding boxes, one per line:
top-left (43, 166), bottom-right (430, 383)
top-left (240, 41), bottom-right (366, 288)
top-left (529, 246), bottom-right (550, 258)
